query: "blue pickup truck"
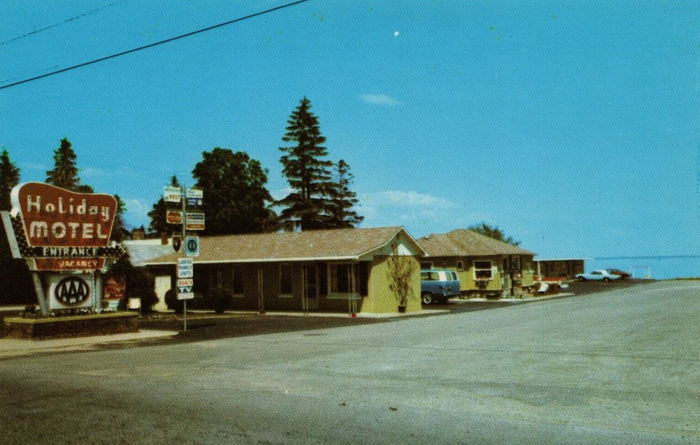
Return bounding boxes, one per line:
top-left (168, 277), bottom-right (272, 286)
top-left (420, 269), bottom-right (461, 304)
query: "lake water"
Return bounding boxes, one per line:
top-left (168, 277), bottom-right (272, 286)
top-left (587, 256), bottom-right (700, 280)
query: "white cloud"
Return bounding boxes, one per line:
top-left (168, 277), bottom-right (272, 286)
top-left (360, 93), bottom-right (401, 106)
top-left (362, 190), bottom-right (455, 208)
top-left (356, 190), bottom-right (493, 236)
top-left (19, 162), bottom-right (48, 171)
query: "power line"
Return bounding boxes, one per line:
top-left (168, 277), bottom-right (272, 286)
top-left (0, 1), bottom-right (127, 46)
top-left (0, 0), bottom-right (310, 91)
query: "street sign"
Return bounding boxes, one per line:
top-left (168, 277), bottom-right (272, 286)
top-left (187, 197), bottom-right (203, 207)
top-left (177, 291), bottom-right (194, 300)
top-left (177, 278), bottom-right (193, 287)
top-left (185, 212), bottom-right (205, 231)
top-left (177, 258), bottom-right (193, 278)
top-left (186, 188), bottom-right (203, 199)
top-left (163, 186), bottom-right (181, 203)
top-left (184, 235), bottom-right (200, 257)
top-left (176, 276), bottom-right (194, 300)
top-left (166, 210), bottom-right (183, 224)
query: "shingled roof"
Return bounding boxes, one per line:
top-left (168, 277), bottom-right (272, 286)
top-left (418, 229), bottom-right (535, 257)
top-left (145, 226), bottom-right (424, 265)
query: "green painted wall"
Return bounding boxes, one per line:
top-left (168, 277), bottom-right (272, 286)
top-left (361, 255), bottom-right (421, 313)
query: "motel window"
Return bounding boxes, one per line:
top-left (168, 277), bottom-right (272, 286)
top-left (457, 261), bottom-right (464, 271)
top-left (330, 264), bottom-right (352, 293)
top-left (474, 261), bottom-right (493, 280)
top-left (279, 264), bottom-right (292, 295)
top-left (420, 262), bottom-right (433, 270)
top-left (358, 262), bottom-right (369, 296)
top-left (231, 266), bottom-right (244, 294)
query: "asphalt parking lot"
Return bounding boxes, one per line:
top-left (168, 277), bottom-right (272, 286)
top-left (0, 279), bottom-right (652, 348)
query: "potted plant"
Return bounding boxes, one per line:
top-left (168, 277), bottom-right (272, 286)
top-left (386, 242), bottom-right (417, 313)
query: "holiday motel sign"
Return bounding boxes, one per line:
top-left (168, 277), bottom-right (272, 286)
top-left (9, 182), bottom-right (119, 271)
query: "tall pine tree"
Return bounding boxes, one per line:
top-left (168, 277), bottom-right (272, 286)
top-left (45, 138), bottom-right (93, 192)
top-left (148, 175), bottom-right (180, 236)
top-left (327, 159), bottom-right (363, 228)
top-left (0, 149), bottom-right (20, 210)
top-left (278, 97), bottom-right (335, 231)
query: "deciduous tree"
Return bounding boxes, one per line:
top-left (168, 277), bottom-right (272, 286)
top-left (193, 148), bottom-right (275, 235)
top-left (468, 222), bottom-right (520, 246)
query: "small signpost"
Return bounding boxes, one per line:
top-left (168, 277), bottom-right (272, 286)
top-left (177, 257), bottom-right (194, 332)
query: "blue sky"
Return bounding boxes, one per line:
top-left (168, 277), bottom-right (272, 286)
top-left (1, 0), bottom-right (698, 258)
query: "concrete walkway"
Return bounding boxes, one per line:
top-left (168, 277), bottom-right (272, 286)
top-left (0, 329), bottom-right (178, 359)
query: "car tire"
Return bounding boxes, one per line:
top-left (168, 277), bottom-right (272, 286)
top-left (603, 277), bottom-right (610, 282)
top-left (421, 293), bottom-right (433, 305)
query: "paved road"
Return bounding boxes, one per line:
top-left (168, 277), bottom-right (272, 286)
top-left (1, 280), bottom-right (699, 444)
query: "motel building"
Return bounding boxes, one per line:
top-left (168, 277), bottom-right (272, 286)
top-left (142, 227), bottom-right (426, 315)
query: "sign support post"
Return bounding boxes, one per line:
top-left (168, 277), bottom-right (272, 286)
top-left (165, 183), bottom-right (202, 333)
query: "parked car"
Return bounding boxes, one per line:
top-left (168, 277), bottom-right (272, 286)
top-left (605, 268), bottom-right (631, 279)
top-left (575, 269), bottom-right (621, 282)
top-left (420, 269), bottom-right (461, 304)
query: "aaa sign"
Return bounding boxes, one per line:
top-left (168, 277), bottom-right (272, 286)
top-left (11, 182), bottom-right (117, 248)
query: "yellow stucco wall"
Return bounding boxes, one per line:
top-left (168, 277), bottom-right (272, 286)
top-left (360, 255), bottom-right (421, 313)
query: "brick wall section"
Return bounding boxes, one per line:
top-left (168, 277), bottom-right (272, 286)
top-left (3, 312), bottom-right (138, 339)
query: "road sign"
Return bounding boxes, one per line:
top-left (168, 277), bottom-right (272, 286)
top-left (177, 258), bottom-right (193, 278)
top-left (177, 291), bottom-right (194, 300)
top-left (187, 197), bottom-right (203, 207)
top-left (166, 210), bottom-right (183, 224)
top-left (184, 235), bottom-right (200, 257)
top-left (177, 278), bottom-right (193, 287)
top-left (185, 212), bottom-right (205, 231)
top-left (186, 188), bottom-right (203, 199)
top-left (163, 186), bottom-right (181, 203)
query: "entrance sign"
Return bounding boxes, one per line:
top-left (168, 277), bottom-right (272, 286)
top-left (177, 258), bottom-right (194, 278)
top-left (163, 186), bottom-right (181, 203)
top-left (184, 235), bottom-right (200, 257)
top-left (11, 182), bottom-right (117, 248)
top-left (2, 183), bottom-right (125, 316)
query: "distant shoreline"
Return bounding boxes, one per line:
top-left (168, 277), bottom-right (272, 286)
top-left (594, 255), bottom-right (700, 260)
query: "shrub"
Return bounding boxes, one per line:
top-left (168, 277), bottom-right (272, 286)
top-left (205, 286), bottom-right (233, 313)
top-left (164, 288), bottom-right (184, 314)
